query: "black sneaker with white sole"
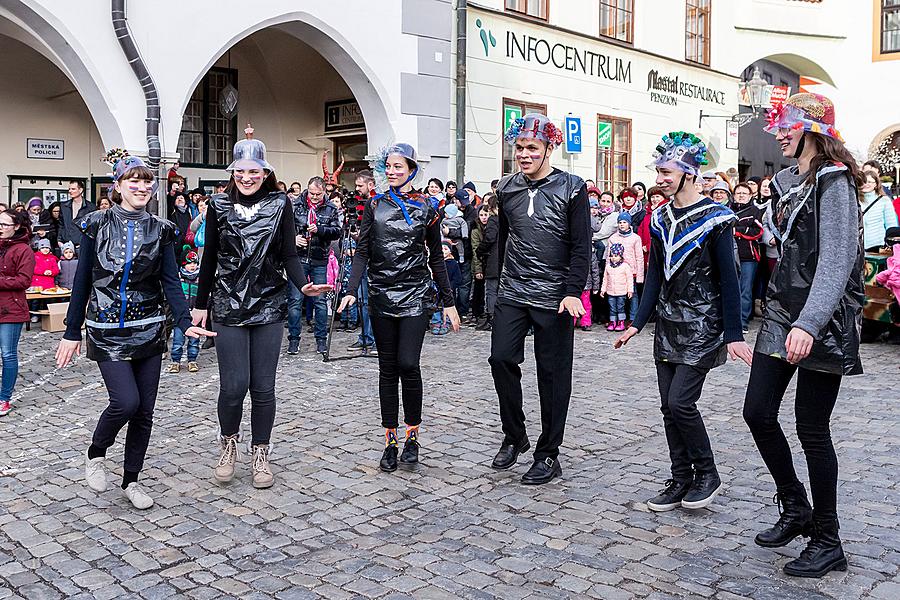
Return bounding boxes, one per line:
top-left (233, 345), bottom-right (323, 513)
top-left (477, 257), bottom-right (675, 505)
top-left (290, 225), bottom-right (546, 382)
top-left (646, 478), bottom-right (693, 512)
top-left (681, 471), bottom-right (723, 509)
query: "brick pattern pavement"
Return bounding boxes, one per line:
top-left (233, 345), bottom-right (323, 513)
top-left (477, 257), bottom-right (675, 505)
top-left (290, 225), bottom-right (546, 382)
top-left (0, 324), bottom-right (898, 599)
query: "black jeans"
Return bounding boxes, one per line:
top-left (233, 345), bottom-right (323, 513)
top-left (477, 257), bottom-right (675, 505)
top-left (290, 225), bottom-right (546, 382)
top-left (489, 301), bottom-right (574, 461)
top-left (471, 276), bottom-right (485, 318)
top-left (93, 354), bottom-right (162, 473)
top-left (214, 321), bottom-right (283, 445)
top-left (743, 352), bottom-right (842, 521)
top-left (656, 362), bottom-right (716, 480)
top-left (370, 313), bottom-right (430, 429)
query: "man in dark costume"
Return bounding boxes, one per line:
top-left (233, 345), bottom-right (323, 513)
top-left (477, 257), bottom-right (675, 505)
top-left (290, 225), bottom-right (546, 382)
top-left (488, 113), bottom-right (591, 485)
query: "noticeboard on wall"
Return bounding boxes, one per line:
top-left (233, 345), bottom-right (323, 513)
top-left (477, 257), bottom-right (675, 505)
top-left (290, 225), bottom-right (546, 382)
top-left (8, 176), bottom-right (81, 208)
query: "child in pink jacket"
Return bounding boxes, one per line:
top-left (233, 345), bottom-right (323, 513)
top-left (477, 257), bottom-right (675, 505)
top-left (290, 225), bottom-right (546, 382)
top-left (600, 243), bottom-right (634, 331)
top-left (876, 243), bottom-right (900, 305)
top-left (31, 238), bottom-right (60, 289)
top-left (604, 211), bottom-right (644, 323)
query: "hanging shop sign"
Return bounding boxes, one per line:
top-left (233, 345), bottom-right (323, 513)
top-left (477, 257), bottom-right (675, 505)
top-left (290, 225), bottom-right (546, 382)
top-left (27, 138), bottom-right (65, 160)
top-left (325, 99), bottom-right (365, 133)
top-left (768, 85), bottom-right (791, 109)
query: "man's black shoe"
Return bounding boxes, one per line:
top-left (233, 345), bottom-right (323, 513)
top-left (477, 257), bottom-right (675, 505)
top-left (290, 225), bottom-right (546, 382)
top-left (681, 471), bottom-right (723, 509)
top-left (399, 431), bottom-right (419, 468)
top-left (380, 445), bottom-right (398, 472)
top-left (202, 337), bottom-right (215, 349)
top-left (347, 340), bottom-right (366, 351)
top-left (491, 438), bottom-right (530, 470)
top-left (646, 478), bottom-right (693, 512)
top-left (315, 339), bottom-right (327, 354)
top-left (521, 457), bottom-right (562, 485)
top-left (287, 338), bottom-right (300, 355)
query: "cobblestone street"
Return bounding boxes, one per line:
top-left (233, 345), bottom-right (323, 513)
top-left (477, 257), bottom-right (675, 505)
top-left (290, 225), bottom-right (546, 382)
top-left (0, 323), bottom-right (898, 600)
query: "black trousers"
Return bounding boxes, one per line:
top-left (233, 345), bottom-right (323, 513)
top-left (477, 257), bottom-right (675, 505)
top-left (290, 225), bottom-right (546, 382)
top-left (370, 313), bottom-right (430, 429)
top-left (489, 301), bottom-right (574, 461)
top-left (743, 352), bottom-right (842, 521)
top-left (214, 321), bottom-right (283, 445)
top-left (93, 354), bottom-right (162, 473)
top-left (656, 362), bottom-right (716, 480)
top-left (471, 277), bottom-right (486, 318)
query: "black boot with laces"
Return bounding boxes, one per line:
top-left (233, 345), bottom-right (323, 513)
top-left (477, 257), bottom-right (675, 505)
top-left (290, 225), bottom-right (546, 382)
top-left (399, 428), bottom-right (419, 468)
top-left (755, 484), bottom-right (813, 548)
top-left (380, 430), bottom-right (399, 473)
top-left (783, 518), bottom-right (847, 578)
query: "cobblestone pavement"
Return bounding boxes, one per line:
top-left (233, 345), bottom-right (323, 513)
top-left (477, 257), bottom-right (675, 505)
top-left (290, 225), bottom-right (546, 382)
top-left (1, 321), bottom-right (898, 600)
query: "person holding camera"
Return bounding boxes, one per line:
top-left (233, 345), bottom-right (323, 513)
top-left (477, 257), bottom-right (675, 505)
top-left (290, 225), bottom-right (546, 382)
top-left (287, 176), bottom-right (341, 355)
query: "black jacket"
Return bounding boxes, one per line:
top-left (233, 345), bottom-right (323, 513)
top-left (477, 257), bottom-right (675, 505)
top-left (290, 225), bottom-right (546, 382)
top-left (292, 191), bottom-right (341, 266)
top-left (732, 201), bottom-right (765, 262)
top-left (169, 205), bottom-right (193, 252)
top-left (59, 198), bottom-right (97, 247)
top-left (757, 163), bottom-right (864, 375)
top-left (474, 215), bottom-right (500, 279)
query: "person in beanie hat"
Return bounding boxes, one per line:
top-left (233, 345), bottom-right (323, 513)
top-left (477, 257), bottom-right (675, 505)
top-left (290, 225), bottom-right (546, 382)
top-left (57, 241), bottom-right (78, 290)
top-left (600, 242), bottom-right (633, 331)
top-left (55, 150), bottom-right (215, 509)
top-left (488, 113), bottom-right (591, 485)
top-left (604, 211), bottom-right (644, 323)
top-left (616, 131), bottom-right (751, 513)
top-left (743, 92), bottom-right (864, 578)
top-left (31, 238), bottom-right (59, 290)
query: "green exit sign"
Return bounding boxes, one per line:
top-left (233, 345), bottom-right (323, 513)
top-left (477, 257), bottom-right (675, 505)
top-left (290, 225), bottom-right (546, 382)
top-left (598, 121), bottom-right (612, 149)
top-left (504, 105), bottom-right (523, 130)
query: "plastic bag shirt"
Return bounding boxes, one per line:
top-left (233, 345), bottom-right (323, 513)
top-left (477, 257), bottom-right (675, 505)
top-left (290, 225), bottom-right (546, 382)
top-left (496, 170), bottom-right (585, 310)
top-left (209, 192), bottom-right (288, 326)
top-left (367, 192), bottom-right (436, 318)
top-left (756, 164), bottom-right (864, 375)
top-left (80, 205), bottom-right (176, 362)
top-left (649, 200), bottom-right (737, 368)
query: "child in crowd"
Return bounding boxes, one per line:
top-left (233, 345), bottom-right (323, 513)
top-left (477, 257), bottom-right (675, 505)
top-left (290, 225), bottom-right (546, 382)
top-left (166, 251), bottom-right (201, 373)
top-left (431, 242), bottom-right (462, 335)
top-left (619, 187), bottom-right (646, 228)
top-left (31, 239), bottom-right (59, 289)
top-left (600, 243), bottom-right (633, 331)
top-left (441, 203), bottom-right (468, 264)
top-left (605, 212), bottom-right (644, 324)
top-left (577, 232), bottom-right (602, 331)
top-left (56, 242), bottom-right (78, 290)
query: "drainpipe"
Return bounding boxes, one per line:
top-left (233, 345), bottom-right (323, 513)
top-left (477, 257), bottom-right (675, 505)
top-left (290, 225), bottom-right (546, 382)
top-left (111, 0), bottom-right (163, 211)
top-left (455, 0), bottom-right (467, 185)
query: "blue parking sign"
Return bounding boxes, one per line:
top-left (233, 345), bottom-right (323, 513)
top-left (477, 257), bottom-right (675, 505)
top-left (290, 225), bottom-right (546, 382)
top-left (564, 116), bottom-right (582, 154)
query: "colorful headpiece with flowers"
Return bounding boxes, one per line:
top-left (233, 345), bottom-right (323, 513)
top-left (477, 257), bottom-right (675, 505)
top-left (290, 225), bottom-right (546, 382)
top-left (650, 131), bottom-right (709, 177)
top-left (764, 92), bottom-right (842, 142)
top-left (504, 113), bottom-right (564, 148)
top-left (103, 148), bottom-right (151, 181)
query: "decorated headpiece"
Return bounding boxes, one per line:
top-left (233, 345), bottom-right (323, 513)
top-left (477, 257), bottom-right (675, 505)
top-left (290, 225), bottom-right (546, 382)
top-left (504, 113), bottom-right (563, 148)
top-left (226, 124), bottom-right (274, 172)
top-left (650, 131), bottom-right (709, 176)
top-left (322, 150), bottom-right (345, 186)
top-left (104, 148), bottom-right (151, 182)
top-left (764, 93), bottom-right (842, 142)
top-left (369, 142), bottom-right (420, 193)
top-left (609, 243), bottom-right (625, 257)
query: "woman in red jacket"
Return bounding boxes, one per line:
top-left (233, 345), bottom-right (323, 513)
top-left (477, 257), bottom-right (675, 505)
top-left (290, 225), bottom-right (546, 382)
top-left (0, 210), bottom-right (36, 416)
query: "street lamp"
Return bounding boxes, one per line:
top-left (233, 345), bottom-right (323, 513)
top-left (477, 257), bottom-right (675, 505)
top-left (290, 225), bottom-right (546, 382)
top-left (699, 66), bottom-right (769, 128)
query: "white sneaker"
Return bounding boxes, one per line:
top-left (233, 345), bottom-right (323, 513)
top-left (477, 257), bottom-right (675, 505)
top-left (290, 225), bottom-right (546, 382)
top-left (122, 482), bottom-right (154, 509)
top-left (85, 453), bottom-right (108, 492)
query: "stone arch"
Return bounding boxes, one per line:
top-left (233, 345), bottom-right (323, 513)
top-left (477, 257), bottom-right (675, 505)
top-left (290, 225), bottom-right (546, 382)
top-left (0, 0), bottom-right (124, 148)
top-left (173, 12), bottom-right (394, 153)
top-left (743, 53), bottom-right (837, 88)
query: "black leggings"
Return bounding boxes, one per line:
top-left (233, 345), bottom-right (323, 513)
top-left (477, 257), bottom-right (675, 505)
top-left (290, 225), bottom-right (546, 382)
top-left (92, 354), bottom-right (162, 473)
top-left (214, 321), bottom-right (283, 445)
top-left (370, 312), bottom-right (430, 429)
top-left (743, 352), bottom-right (842, 521)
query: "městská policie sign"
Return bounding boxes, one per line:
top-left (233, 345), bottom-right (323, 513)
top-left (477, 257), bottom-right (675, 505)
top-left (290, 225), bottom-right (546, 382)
top-left (27, 138), bottom-right (65, 160)
top-left (647, 70), bottom-right (727, 108)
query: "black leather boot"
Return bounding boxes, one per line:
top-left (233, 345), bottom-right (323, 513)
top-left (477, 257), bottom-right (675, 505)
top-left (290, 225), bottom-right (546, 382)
top-left (755, 484), bottom-right (813, 548)
top-left (783, 518), bottom-right (847, 578)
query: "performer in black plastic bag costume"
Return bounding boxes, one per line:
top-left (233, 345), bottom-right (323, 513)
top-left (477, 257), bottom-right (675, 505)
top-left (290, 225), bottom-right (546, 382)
top-left (192, 126), bottom-right (331, 489)
top-left (340, 143), bottom-right (459, 473)
top-left (488, 113), bottom-right (591, 485)
top-left (616, 132), bottom-right (752, 512)
top-left (56, 151), bottom-right (215, 509)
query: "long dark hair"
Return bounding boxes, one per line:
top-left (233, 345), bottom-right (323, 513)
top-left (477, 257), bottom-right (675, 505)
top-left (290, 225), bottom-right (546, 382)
top-left (224, 171), bottom-right (280, 202)
top-left (806, 133), bottom-right (862, 190)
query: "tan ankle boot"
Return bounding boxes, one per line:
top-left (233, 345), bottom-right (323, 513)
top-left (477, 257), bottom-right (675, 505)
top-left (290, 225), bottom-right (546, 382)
top-left (251, 444), bottom-right (274, 489)
top-left (214, 434), bottom-right (239, 482)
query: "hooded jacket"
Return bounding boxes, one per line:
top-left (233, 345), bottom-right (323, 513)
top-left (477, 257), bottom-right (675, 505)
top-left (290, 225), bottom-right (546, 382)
top-left (757, 163), bottom-right (864, 375)
top-left (0, 232), bottom-right (36, 323)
